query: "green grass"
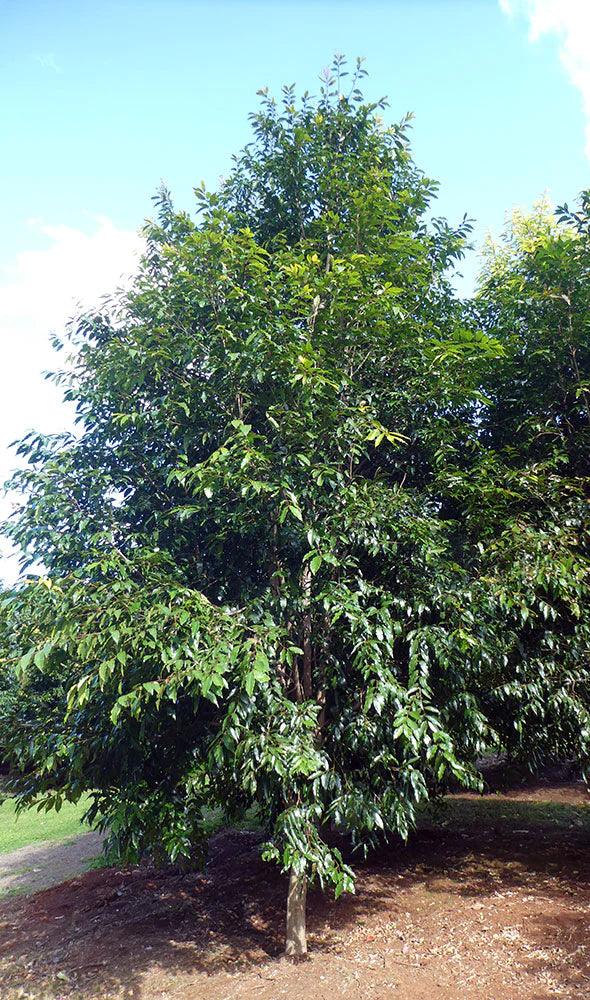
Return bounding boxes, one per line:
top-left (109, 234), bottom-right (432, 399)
top-left (422, 794), bottom-right (590, 833)
top-left (0, 796), bottom-right (91, 854)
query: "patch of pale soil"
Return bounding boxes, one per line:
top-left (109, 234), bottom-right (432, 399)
top-left (0, 832), bottom-right (104, 898)
top-left (459, 780), bottom-right (589, 806)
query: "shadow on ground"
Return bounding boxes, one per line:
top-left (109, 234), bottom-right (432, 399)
top-left (0, 791), bottom-right (589, 999)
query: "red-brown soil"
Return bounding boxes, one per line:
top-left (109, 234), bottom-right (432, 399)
top-left (1, 783), bottom-right (589, 999)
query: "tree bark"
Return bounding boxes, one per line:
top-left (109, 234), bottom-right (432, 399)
top-left (285, 870), bottom-right (308, 960)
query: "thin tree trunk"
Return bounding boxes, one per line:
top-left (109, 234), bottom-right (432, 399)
top-left (285, 870), bottom-right (308, 960)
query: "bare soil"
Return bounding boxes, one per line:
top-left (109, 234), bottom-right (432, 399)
top-left (1, 784), bottom-right (589, 1000)
top-left (0, 832), bottom-right (104, 898)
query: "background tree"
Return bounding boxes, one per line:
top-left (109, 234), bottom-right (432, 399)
top-left (465, 196), bottom-right (590, 769)
top-left (2, 58), bottom-right (589, 957)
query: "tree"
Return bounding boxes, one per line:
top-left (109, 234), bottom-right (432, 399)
top-left (477, 196), bottom-right (590, 475)
top-left (466, 195), bottom-right (590, 769)
top-left (2, 58), bottom-right (589, 958)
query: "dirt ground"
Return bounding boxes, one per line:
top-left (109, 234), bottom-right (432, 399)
top-left (0, 832), bottom-right (104, 898)
top-left (0, 783), bottom-right (589, 1000)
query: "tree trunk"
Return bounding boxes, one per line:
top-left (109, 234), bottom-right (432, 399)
top-left (285, 870), bottom-right (308, 960)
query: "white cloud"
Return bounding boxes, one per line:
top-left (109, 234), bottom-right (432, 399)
top-left (0, 217), bottom-right (143, 583)
top-left (34, 52), bottom-right (62, 74)
top-left (500, 1), bottom-right (590, 158)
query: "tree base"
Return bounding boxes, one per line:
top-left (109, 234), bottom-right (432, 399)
top-left (285, 870), bottom-right (308, 959)
top-left (282, 952), bottom-right (310, 965)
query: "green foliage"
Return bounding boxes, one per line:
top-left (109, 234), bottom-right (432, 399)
top-left (1, 57), bottom-right (589, 906)
top-left (470, 194), bottom-right (590, 767)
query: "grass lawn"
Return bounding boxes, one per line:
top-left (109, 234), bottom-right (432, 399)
top-left (421, 790), bottom-right (590, 834)
top-left (0, 795), bottom-right (90, 855)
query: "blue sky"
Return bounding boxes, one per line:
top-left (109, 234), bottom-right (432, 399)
top-left (1, 0), bottom-right (589, 579)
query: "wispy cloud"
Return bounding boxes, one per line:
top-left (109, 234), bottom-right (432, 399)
top-left (34, 52), bottom-right (62, 74)
top-left (500, 1), bottom-right (590, 159)
top-left (0, 217), bottom-right (143, 582)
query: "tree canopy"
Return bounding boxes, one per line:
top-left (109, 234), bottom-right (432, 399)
top-left (1, 57), bottom-right (589, 956)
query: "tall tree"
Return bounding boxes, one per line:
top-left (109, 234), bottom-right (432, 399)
top-left (2, 59), bottom-right (589, 956)
top-left (467, 196), bottom-right (590, 768)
